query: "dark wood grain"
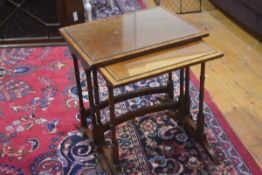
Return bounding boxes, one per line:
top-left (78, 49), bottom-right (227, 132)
top-left (60, 7), bottom-right (208, 67)
top-left (99, 41), bottom-right (223, 87)
top-left (61, 6), bottom-right (225, 171)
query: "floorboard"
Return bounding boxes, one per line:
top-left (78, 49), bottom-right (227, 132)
top-left (144, 0), bottom-right (262, 168)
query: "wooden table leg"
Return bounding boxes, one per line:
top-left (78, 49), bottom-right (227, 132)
top-left (85, 69), bottom-right (101, 144)
top-left (196, 62), bottom-right (219, 163)
top-left (174, 67), bottom-right (190, 123)
top-left (185, 66), bottom-right (191, 115)
top-left (93, 68), bottom-right (102, 126)
top-left (167, 72), bottom-right (174, 100)
top-left (174, 65), bottom-right (218, 163)
top-left (93, 68), bottom-right (105, 144)
top-left (108, 84), bottom-right (120, 171)
top-left (197, 63), bottom-right (205, 135)
top-left (72, 54), bottom-right (87, 127)
top-left (178, 68), bottom-right (185, 121)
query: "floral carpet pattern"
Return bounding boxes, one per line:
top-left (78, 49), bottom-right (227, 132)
top-left (0, 1), bottom-right (260, 175)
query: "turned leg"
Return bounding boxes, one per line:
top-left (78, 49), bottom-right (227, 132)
top-left (72, 54), bottom-right (87, 127)
top-left (179, 68), bottom-right (185, 108)
top-left (85, 69), bottom-right (101, 143)
top-left (197, 62), bottom-right (219, 163)
top-left (185, 67), bottom-right (191, 114)
top-left (93, 68), bottom-right (105, 144)
top-left (93, 68), bottom-right (102, 125)
top-left (167, 72), bottom-right (174, 100)
top-left (197, 63), bottom-right (205, 135)
top-left (85, 69), bottom-right (96, 127)
top-left (107, 84), bottom-right (119, 166)
top-left (176, 68), bottom-right (185, 122)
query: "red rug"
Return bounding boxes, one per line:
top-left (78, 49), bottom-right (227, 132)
top-left (0, 46), bottom-right (261, 175)
top-left (0, 2), bottom-right (262, 175)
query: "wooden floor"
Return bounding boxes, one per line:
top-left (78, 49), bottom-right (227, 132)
top-left (145, 0), bottom-right (262, 169)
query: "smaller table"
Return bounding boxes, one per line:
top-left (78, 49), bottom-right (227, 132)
top-left (98, 40), bottom-right (223, 172)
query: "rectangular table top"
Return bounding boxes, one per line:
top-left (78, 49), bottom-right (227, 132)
top-left (60, 7), bottom-right (208, 68)
top-left (99, 41), bottom-right (223, 87)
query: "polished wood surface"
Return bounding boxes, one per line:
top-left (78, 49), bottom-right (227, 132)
top-left (100, 41), bottom-right (223, 86)
top-left (143, 0), bottom-right (262, 168)
top-left (62, 3), bottom-right (225, 172)
top-left (60, 7), bottom-right (208, 67)
top-left (98, 39), bottom-right (223, 171)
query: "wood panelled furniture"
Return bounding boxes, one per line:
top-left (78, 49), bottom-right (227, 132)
top-left (60, 7), bottom-right (223, 174)
top-left (0, 0), bottom-right (85, 47)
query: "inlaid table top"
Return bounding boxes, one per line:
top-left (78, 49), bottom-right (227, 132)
top-left (59, 7), bottom-right (208, 68)
top-left (99, 41), bottom-right (223, 87)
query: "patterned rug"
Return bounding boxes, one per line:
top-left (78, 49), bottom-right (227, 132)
top-left (0, 1), bottom-right (261, 175)
top-left (91, 0), bottom-right (146, 19)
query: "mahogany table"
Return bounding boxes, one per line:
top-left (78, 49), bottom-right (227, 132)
top-left (59, 7), bottom-right (222, 174)
top-left (99, 41), bottom-right (223, 172)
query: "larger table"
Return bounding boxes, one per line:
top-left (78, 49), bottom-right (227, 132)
top-left (60, 7), bottom-right (223, 174)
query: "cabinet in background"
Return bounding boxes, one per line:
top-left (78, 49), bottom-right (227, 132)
top-left (0, 0), bottom-right (85, 47)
